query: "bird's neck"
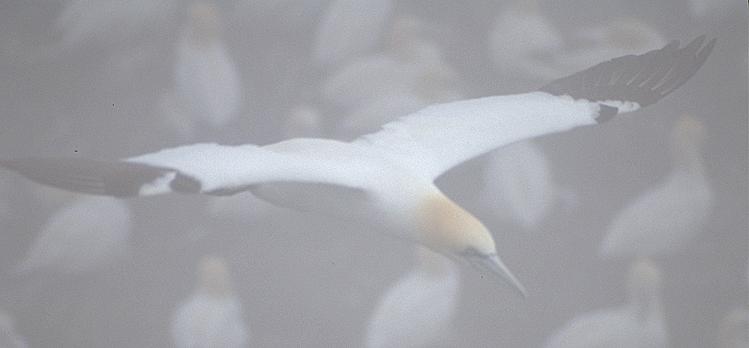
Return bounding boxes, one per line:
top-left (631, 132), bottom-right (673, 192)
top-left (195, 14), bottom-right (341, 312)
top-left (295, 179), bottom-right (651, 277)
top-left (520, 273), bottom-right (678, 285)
top-left (415, 191), bottom-right (485, 253)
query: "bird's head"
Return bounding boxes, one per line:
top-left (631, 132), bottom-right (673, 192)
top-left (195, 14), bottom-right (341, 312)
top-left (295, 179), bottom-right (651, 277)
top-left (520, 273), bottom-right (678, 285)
top-left (418, 194), bottom-right (527, 297)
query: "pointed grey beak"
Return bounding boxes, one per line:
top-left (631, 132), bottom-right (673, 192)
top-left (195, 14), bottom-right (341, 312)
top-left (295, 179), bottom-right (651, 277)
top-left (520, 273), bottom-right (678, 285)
top-left (464, 252), bottom-right (527, 298)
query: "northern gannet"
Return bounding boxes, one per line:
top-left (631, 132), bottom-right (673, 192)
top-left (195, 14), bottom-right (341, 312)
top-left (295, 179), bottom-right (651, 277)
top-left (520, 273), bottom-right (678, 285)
top-left (599, 115), bottom-right (715, 258)
top-left (174, 1), bottom-right (243, 133)
top-left (544, 259), bottom-right (669, 348)
top-left (365, 246), bottom-right (460, 348)
top-left (312, 0), bottom-right (395, 68)
top-left (0, 36), bottom-right (715, 296)
top-left (12, 196), bottom-right (132, 275)
top-left (171, 255), bottom-right (250, 348)
top-left (480, 140), bottom-right (575, 231)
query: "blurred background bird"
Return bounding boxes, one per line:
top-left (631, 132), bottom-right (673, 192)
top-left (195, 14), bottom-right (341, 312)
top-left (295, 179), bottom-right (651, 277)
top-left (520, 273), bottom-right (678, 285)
top-left (544, 259), bottom-right (669, 348)
top-left (600, 115), bottom-right (714, 259)
top-left (312, 0), bottom-right (395, 69)
top-left (480, 140), bottom-right (577, 232)
top-left (12, 195), bottom-right (132, 276)
top-left (171, 1), bottom-right (245, 140)
top-left (365, 246), bottom-right (460, 348)
top-left (0, 1), bottom-right (744, 347)
top-left (321, 15), bottom-right (455, 115)
top-left (171, 255), bottom-right (250, 348)
top-left (487, 0), bottom-right (565, 84)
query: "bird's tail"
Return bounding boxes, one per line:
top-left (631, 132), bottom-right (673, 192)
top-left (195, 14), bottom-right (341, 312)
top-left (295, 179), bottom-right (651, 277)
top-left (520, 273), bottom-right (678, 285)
top-left (540, 35), bottom-right (716, 123)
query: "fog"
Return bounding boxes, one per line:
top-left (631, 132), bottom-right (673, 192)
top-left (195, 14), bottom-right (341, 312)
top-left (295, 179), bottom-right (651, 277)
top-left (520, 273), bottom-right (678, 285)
top-left (0, 1), bottom-right (746, 347)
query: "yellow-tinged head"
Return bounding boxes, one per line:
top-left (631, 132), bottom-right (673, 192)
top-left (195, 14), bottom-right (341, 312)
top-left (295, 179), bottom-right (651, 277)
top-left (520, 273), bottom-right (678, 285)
top-left (418, 193), bottom-right (527, 297)
top-left (197, 255), bottom-right (234, 297)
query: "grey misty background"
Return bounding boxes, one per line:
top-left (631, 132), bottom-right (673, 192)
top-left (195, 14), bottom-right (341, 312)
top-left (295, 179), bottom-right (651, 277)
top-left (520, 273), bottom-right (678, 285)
top-left (0, 0), bottom-right (745, 347)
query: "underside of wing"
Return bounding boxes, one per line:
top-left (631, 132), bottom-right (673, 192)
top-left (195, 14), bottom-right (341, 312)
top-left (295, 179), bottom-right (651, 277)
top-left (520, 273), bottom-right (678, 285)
top-left (1, 142), bottom-right (370, 198)
top-left (354, 36), bottom-right (715, 180)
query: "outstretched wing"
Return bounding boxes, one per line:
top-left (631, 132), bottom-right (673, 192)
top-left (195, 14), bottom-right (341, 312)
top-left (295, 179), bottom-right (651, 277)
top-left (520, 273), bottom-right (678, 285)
top-left (355, 36), bottom-right (715, 179)
top-left (0, 142), bottom-right (372, 197)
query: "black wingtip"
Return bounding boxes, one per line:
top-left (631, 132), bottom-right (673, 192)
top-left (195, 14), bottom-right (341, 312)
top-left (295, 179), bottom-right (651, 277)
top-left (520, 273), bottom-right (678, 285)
top-left (540, 35), bottom-right (716, 113)
top-left (0, 157), bottom-right (172, 197)
top-left (170, 174), bottom-right (202, 194)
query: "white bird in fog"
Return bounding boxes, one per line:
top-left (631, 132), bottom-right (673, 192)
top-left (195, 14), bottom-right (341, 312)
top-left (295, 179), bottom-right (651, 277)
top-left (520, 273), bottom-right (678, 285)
top-left (13, 196), bottom-right (131, 275)
top-left (0, 37), bottom-right (715, 295)
top-left (481, 140), bottom-right (575, 231)
top-left (545, 259), bottom-right (670, 348)
top-left (553, 18), bottom-right (668, 74)
top-left (0, 309), bottom-right (27, 348)
top-left (488, 0), bottom-right (566, 82)
top-left (600, 115), bottom-right (714, 258)
top-left (365, 247), bottom-right (460, 348)
top-left (322, 16), bottom-right (455, 111)
top-left (313, 0), bottom-right (395, 68)
top-left (172, 255), bottom-right (250, 348)
top-left (174, 1), bottom-right (243, 133)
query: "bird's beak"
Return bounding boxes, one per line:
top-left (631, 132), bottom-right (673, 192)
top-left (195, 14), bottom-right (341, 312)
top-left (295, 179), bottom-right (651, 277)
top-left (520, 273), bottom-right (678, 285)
top-left (464, 252), bottom-right (527, 298)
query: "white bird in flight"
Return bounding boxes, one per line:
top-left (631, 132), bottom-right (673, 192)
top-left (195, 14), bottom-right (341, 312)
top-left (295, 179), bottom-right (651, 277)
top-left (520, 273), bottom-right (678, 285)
top-left (544, 258), bottom-right (670, 348)
top-left (171, 255), bottom-right (250, 348)
top-left (365, 246), bottom-right (460, 348)
top-left (599, 114), bottom-right (715, 258)
top-left (0, 36), bottom-right (715, 296)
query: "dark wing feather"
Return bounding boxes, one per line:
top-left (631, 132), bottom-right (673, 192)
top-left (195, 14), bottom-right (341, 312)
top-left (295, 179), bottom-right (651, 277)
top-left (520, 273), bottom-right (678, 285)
top-left (540, 35), bottom-right (716, 122)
